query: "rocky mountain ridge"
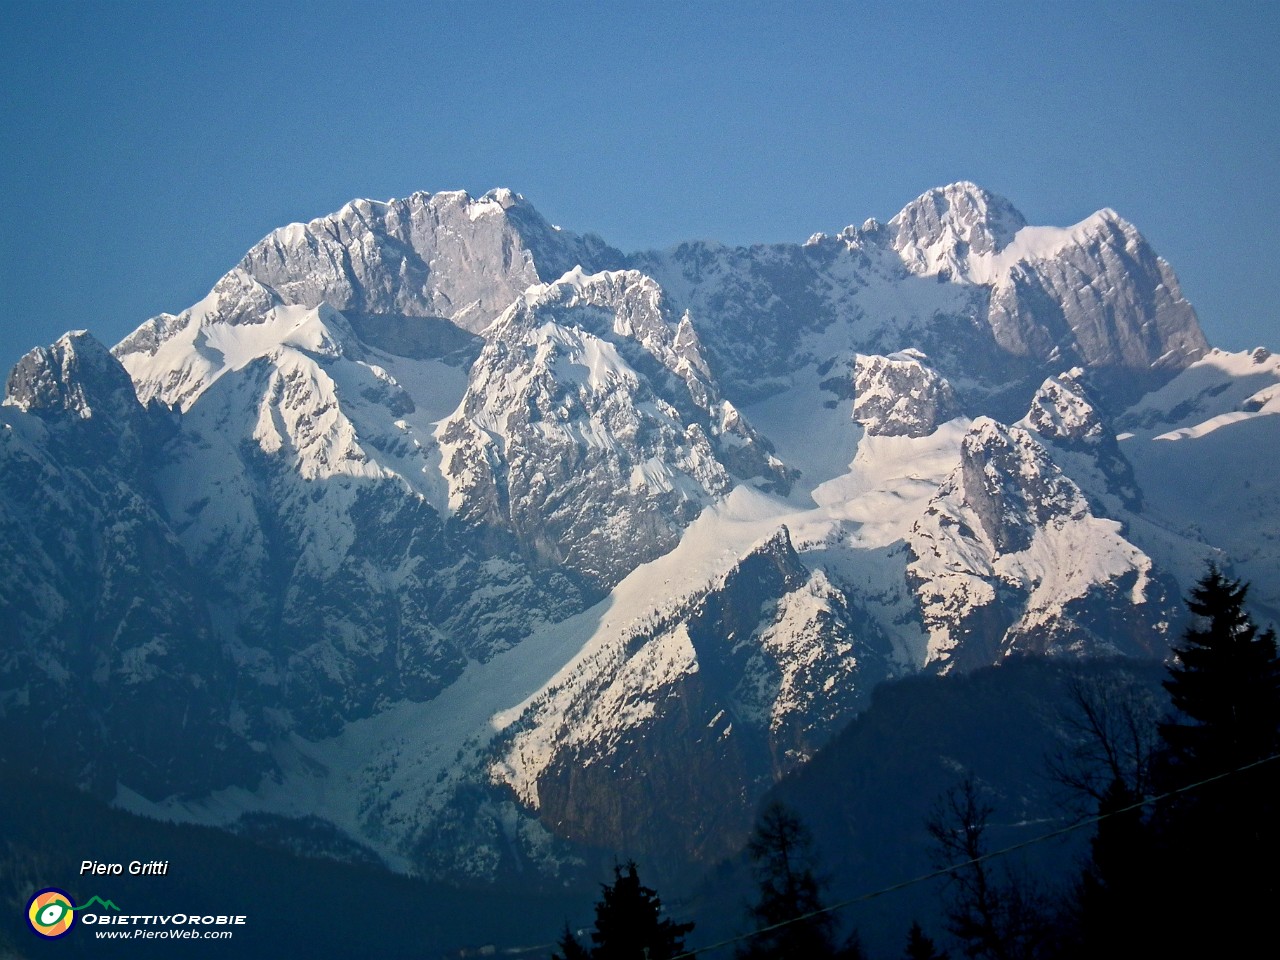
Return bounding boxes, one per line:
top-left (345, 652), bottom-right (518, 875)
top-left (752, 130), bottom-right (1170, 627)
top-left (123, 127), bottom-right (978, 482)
top-left (2, 183), bottom-right (1274, 882)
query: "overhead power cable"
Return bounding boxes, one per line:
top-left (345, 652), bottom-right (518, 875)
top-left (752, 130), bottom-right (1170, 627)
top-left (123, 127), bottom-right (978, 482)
top-left (668, 750), bottom-right (1280, 959)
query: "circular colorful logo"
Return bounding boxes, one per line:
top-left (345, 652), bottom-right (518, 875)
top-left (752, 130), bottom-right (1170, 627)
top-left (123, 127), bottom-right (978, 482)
top-left (27, 888), bottom-right (76, 939)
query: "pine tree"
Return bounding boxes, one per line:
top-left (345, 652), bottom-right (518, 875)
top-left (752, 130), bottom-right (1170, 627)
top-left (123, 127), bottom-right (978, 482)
top-left (588, 861), bottom-right (693, 960)
top-left (1151, 564), bottom-right (1280, 954)
top-left (903, 921), bottom-right (948, 960)
top-left (1071, 777), bottom-right (1151, 957)
top-left (736, 802), bottom-right (839, 960)
top-left (552, 921), bottom-right (592, 960)
top-left (1159, 564), bottom-right (1280, 780)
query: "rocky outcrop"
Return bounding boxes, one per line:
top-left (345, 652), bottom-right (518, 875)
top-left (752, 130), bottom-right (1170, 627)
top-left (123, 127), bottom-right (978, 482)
top-left (0, 184), bottom-right (1253, 887)
top-left (987, 210), bottom-right (1207, 400)
top-left (853, 350), bottom-right (960, 437)
top-left (493, 528), bottom-right (891, 875)
top-left (906, 418), bottom-right (1175, 670)
top-left (1020, 368), bottom-right (1141, 512)
top-left (889, 181), bottom-right (1027, 281)
top-left (634, 183), bottom-right (1207, 411)
top-left (439, 269), bottom-right (788, 587)
top-left (232, 189), bottom-right (621, 334)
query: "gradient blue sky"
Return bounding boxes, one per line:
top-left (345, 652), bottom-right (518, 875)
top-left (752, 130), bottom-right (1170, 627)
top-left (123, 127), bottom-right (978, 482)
top-left (2, 0), bottom-right (1277, 371)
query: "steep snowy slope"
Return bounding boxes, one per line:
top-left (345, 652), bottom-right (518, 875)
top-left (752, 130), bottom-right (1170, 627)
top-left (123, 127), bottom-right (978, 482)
top-left (1, 183), bottom-right (1267, 887)
top-left (1117, 347), bottom-right (1280, 620)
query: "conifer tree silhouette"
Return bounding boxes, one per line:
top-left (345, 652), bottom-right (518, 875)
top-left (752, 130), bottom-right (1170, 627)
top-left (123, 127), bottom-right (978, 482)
top-left (736, 802), bottom-right (841, 960)
top-left (1152, 565), bottom-right (1280, 954)
top-left (584, 862), bottom-right (693, 960)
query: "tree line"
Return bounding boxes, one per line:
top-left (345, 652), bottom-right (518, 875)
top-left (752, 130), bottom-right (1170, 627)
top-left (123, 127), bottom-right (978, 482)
top-left (550, 564), bottom-right (1280, 958)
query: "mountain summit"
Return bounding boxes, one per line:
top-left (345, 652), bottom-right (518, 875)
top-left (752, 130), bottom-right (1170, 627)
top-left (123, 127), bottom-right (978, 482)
top-left (889, 180), bottom-right (1028, 279)
top-left (3, 184), bottom-right (1272, 883)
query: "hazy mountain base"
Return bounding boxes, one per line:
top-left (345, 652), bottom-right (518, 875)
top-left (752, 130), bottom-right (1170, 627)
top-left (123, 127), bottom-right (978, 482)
top-left (0, 769), bottom-right (589, 959)
top-left (684, 656), bottom-right (1169, 957)
top-left (0, 657), bottom-right (1165, 959)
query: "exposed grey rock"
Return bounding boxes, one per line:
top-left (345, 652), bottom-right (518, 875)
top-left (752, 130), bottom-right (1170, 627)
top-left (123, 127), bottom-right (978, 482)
top-left (235, 189), bottom-right (621, 335)
top-left (957, 419), bottom-right (1085, 554)
top-left (906, 418), bottom-right (1176, 670)
top-left (889, 181), bottom-right (1026, 279)
top-left (987, 210), bottom-right (1207, 401)
top-left (0, 336), bottom-right (265, 797)
top-left (1020, 368), bottom-right (1142, 512)
top-left (499, 526), bottom-right (892, 876)
top-left (852, 350), bottom-right (960, 437)
top-left (633, 184), bottom-right (1207, 413)
top-left (439, 269), bottom-right (788, 588)
top-left (0, 183), bottom-right (1251, 888)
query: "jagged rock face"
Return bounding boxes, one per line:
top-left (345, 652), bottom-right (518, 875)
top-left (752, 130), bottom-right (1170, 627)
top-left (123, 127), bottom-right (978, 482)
top-left (853, 350), bottom-right (960, 437)
top-left (906, 419), bottom-right (1175, 670)
top-left (0, 334), bottom-right (265, 796)
top-left (1022, 368), bottom-right (1106, 443)
top-left (887, 185), bottom-right (1207, 402)
top-left (956, 418), bottom-right (1087, 555)
top-left (988, 211), bottom-right (1207, 400)
top-left (1019, 368), bottom-right (1142, 512)
top-left (233, 189), bottom-right (621, 334)
top-left (630, 230), bottom-right (1008, 406)
top-left (889, 181), bottom-right (1027, 281)
top-left (629, 240), bottom-right (854, 402)
top-left (113, 190), bottom-right (621, 402)
top-left (497, 527), bottom-right (891, 873)
top-left (5, 333), bottom-right (158, 464)
top-left (140, 309), bottom-right (595, 739)
top-left (2, 183), bottom-right (1266, 886)
top-left (633, 183), bottom-right (1206, 412)
top-left (439, 270), bottom-right (786, 587)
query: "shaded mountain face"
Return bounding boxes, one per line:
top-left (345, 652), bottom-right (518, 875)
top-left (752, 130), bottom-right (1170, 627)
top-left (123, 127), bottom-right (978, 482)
top-left (1, 334), bottom-right (265, 796)
top-left (739, 656), bottom-right (1172, 958)
top-left (3, 184), bottom-right (1271, 883)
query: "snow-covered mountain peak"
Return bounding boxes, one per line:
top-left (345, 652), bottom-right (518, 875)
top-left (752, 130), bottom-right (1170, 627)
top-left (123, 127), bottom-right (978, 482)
top-left (234, 188), bottom-right (605, 332)
top-left (521, 265), bottom-right (657, 310)
top-left (1088, 206), bottom-right (1122, 227)
top-left (889, 182), bottom-right (1027, 280)
top-left (852, 351), bottom-right (960, 438)
top-left (8, 182), bottom-right (1267, 884)
top-left (478, 186), bottom-right (520, 210)
top-left (5, 330), bottom-right (140, 423)
top-left (888, 186), bottom-right (1156, 293)
top-left (504, 267), bottom-right (723, 415)
top-left (1063, 206), bottom-right (1144, 251)
top-left (113, 189), bottom-right (623, 381)
top-left (116, 300), bottom-right (357, 411)
top-left (1021, 368), bottom-right (1101, 442)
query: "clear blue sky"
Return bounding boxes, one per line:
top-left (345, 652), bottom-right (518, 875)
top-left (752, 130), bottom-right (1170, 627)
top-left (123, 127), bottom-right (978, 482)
top-left (2, 0), bottom-right (1278, 371)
